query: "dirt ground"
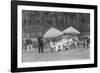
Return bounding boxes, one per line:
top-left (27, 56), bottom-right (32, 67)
top-left (22, 46), bottom-right (90, 62)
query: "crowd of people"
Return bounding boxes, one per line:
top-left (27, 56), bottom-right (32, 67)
top-left (24, 33), bottom-right (90, 53)
top-left (49, 36), bottom-right (79, 52)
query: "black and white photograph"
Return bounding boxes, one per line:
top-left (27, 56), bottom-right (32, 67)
top-left (11, 1), bottom-right (97, 72)
top-left (22, 10), bottom-right (90, 62)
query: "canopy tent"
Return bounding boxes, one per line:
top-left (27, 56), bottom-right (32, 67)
top-left (43, 27), bottom-right (63, 38)
top-left (63, 26), bottom-right (80, 34)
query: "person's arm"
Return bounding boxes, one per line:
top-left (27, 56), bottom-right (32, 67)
top-left (30, 39), bottom-right (32, 44)
top-left (26, 39), bottom-right (28, 44)
top-left (37, 37), bottom-right (39, 42)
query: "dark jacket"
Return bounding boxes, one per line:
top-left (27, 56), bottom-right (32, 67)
top-left (37, 36), bottom-right (43, 46)
top-left (26, 38), bottom-right (32, 45)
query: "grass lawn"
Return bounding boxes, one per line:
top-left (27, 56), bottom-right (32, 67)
top-left (22, 46), bottom-right (90, 62)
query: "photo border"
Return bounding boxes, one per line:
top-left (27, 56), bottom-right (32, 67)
top-left (11, 1), bottom-right (97, 72)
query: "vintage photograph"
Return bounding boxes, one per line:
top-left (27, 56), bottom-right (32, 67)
top-left (22, 10), bottom-right (90, 62)
top-left (11, 1), bottom-right (97, 72)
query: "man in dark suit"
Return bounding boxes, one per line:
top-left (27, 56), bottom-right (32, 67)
top-left (86, 37), bottom-right (90, 49)
top-left (26, 36), bottom-right (32, 52)
top-left (37, 32), bottom-right (44, 53)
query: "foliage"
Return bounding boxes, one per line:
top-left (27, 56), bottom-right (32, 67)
top-left (22, 10), bottom-right (90, 38)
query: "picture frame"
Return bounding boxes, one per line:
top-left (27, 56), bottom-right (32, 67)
top-left (11, 0), bottom-right (97, 72)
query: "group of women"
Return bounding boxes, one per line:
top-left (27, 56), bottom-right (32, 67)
top-left (49, 36), bottom-right (90, 52)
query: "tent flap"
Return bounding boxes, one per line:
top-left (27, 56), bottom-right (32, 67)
top-left (63, 26), bottom-right (80, 34)
top-left (43, 27), bottom-right (63, 38)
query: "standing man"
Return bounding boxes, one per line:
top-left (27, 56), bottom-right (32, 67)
top-left (83, 40), bottom-right (85, 48)
top-left (86, 37), bottom-right (90, 49)
top-left (26, 35), bottom-right (33, 52)
top-left (37, 32), bottom-right (44, 53)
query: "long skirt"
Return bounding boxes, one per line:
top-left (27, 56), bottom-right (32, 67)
top-left (26, 44), bottom-right (33, 52)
